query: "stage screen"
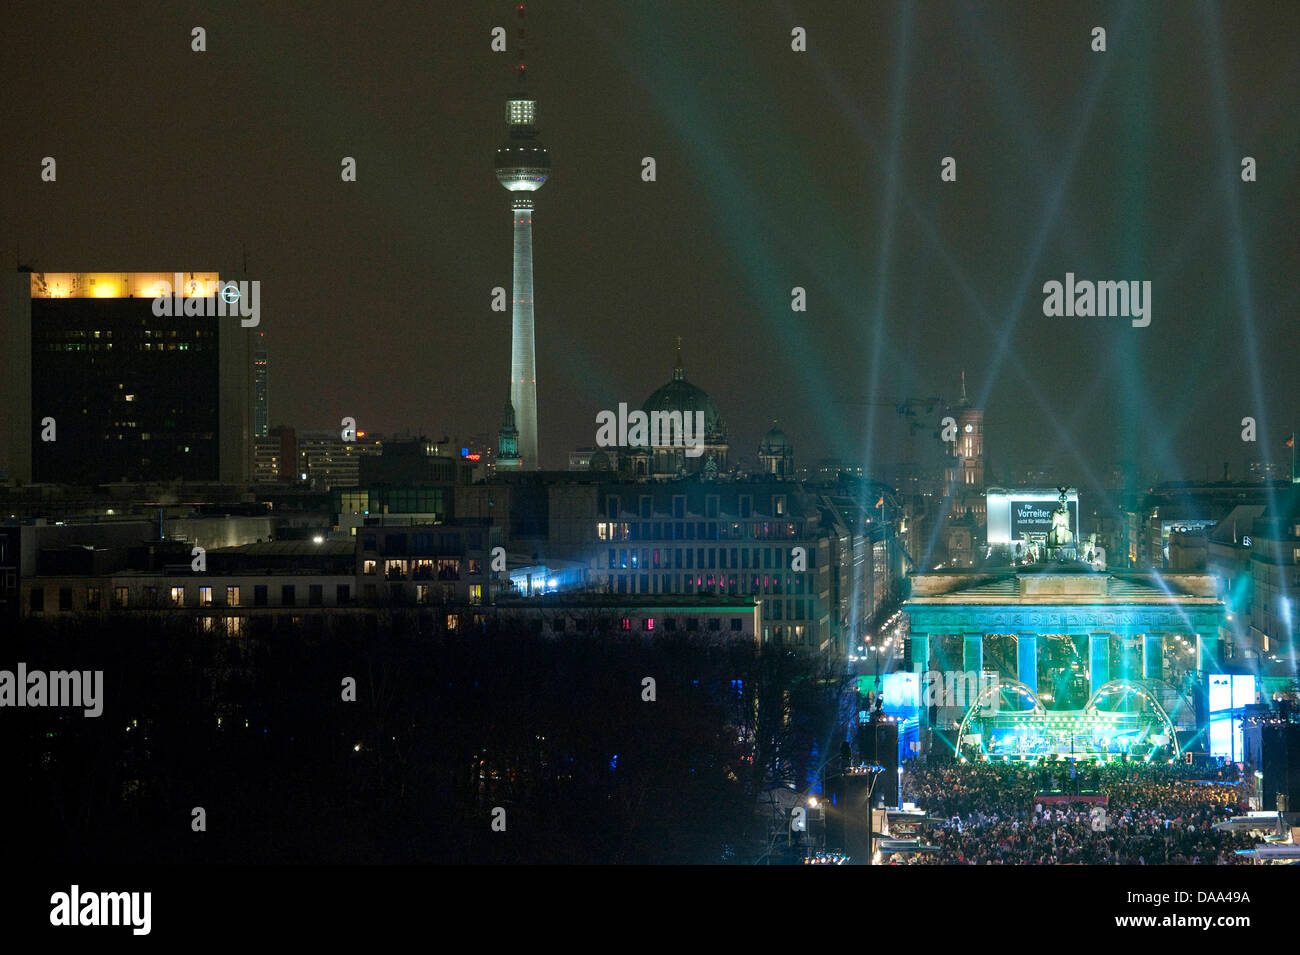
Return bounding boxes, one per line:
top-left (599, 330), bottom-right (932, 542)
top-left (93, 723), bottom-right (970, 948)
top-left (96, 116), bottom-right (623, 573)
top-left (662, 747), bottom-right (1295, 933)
top-left (1208, 674), bottom-right (1256, 713)
top-left (882, 670), bottom-right (920, 711)
top-left (1208, 674), bottom-right (1231, 712)
top-left (1208, 674), bottom-right (1255, 760)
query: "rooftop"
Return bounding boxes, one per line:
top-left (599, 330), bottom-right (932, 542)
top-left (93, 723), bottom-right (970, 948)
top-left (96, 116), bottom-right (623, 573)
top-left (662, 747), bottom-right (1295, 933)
top-left (908, 566), bottom-right (1220, 603)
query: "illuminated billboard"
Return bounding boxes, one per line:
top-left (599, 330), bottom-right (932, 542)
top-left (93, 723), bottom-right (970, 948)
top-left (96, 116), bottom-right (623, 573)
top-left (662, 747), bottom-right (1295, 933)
top-left (986, 487), bottom-right (1080, 546)
top-left (1012, 499), bottom-right (1078, 540)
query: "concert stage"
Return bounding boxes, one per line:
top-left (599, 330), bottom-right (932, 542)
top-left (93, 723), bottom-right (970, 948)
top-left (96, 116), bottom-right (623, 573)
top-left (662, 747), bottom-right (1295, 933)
top-left (956, 678), bottom-right (1182, 763)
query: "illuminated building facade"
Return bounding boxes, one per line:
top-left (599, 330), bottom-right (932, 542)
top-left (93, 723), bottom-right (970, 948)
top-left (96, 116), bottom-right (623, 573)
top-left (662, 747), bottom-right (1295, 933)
top-left (590, 480), bottom-right (837, 650)
top-left (494, 593), bottom-right (761, 641)
top-left (1, 270), bottom-right (252, 485)
top-left (18, 522), bottom-right (503, 629)
top-left (1140, 481), bottom-right (1281, 569)
top-left (1244, 498), bottom-right (1300, 668)
top-left (494, 2), bottom-right (549, 470)
top-left (905, 564), bottom-right (1226, 759)
top-left (253, 425), bottom-right (298, 484)
top-left (297, 429), bottom-right (384, 489)
top-left (452, 472), bottom-right (904, 655)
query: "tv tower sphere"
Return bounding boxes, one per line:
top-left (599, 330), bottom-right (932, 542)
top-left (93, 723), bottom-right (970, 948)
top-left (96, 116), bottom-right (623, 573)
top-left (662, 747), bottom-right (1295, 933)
top-left (494, 95), bottom-right (549, 191)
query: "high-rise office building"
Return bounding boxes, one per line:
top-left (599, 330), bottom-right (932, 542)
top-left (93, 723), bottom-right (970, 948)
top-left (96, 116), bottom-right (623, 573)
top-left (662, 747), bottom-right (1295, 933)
top-left (253, 331), bottom-right (269, 438)
top-left (1, 270), bottom-right (253, 485)
top-left (494, 1), bottom-right (549, 469)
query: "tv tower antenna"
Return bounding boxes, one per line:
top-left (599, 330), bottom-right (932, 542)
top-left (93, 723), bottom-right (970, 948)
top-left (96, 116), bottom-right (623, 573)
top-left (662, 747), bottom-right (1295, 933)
top-left (516, 2), bottom-right (527, 87)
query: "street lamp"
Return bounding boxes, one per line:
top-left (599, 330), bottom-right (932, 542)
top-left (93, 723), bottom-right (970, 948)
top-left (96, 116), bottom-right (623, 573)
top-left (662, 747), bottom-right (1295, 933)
top-left (866, 639), bottom-right (897, 693)
top-left (857, 763), bottom-right (886, 866)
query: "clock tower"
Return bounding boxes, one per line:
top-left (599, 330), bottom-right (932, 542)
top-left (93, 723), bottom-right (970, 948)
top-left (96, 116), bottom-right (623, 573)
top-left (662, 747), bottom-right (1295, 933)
top-left (945, 370), bottom-right (985, 489)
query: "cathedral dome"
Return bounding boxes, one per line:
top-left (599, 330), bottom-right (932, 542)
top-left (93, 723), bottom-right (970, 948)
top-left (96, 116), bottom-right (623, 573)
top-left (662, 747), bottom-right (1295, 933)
top-left (760, 425), bottom-right (788, 451)
top-left (642, 340), bottom-right (726, 441)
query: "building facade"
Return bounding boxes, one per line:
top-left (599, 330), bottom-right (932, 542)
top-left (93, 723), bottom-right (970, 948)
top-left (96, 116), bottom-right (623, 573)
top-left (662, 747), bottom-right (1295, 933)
top-left (2, 270), bottom-right (253, 485)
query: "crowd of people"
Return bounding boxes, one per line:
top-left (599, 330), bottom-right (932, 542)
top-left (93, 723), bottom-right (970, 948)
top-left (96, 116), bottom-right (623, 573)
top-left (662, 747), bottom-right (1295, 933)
top-left (895, 761), bottom-right (1256, 864)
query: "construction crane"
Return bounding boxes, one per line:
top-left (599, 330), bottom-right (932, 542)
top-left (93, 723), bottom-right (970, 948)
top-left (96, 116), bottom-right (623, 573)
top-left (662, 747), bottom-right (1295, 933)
top-left (834, 396), bottom-right (952, 500)
top-left (834, 396), bottom-right (947, 436)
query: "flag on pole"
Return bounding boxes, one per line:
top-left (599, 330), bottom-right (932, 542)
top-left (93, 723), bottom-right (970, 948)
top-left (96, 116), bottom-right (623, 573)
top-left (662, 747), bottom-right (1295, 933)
top-left (875, 495), bottom-right (884, 508)
top-left (1286, 433), bottom-right (1295, 449)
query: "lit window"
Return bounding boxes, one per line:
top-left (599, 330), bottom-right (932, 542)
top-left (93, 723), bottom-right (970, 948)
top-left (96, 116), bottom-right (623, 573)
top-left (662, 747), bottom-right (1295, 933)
top-left (227, 586), bottom-right (240, 606)
top-left (199, 586), bottom-right (212, 607)
top-left (170, 586), bottom-right (184, 606)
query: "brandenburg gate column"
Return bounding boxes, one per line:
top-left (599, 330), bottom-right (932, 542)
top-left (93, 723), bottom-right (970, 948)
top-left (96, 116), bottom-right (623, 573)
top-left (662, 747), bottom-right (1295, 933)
top-left (1016, 633), bottom-right (1038, 695)
top-left (1088, 632), bottom-right (1110, 697)
top-left (909, 632), bottom-right (930, 733)
top-left (1196, 629), bottom-right (1219, 676)
top-left (1143, 633), bottom-right (1164, 681)
top-left (1117, 629), bottom-right (1140, 682)
top-left (909, 634), bottom-right (931, 676)
top-left (962, 633), bottom-right (983, 678)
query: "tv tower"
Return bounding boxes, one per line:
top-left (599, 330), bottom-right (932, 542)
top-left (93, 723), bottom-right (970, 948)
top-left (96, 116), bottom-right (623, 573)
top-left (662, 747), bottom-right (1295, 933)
top-left (494, 1), bottom-right (549, 469)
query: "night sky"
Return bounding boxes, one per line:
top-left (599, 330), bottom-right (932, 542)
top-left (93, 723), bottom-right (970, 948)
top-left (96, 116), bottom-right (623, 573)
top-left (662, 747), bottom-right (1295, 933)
top-left (3, 1), bottom-right (1296, 487)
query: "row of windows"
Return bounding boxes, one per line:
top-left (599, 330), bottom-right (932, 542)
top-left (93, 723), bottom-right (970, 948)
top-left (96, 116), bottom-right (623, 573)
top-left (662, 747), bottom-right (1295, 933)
top-left (607, 494), bottom-right (785, 521)
top-left (606, 546), bottom-right (814, 573)
top-left (42, 342), bottom-right (204, 352)
top-left (360, 532), bottom-right (480, 554)
top-left (28, 581), bottom-right (489, 612)
top-left (41, 329), bottom-right (211, 339)
top-left (604, 573), bottom-right (813, 613)
top-left (1254, 561), bottom-right (1300, 586)
top-left (28, 583), bottom-right (345, 611)
top-left (92, 436), bottom-right (211, 445)
top-left (615, 616), bottom-right (744, 632)
top-left (372, 583), bottom-right (483, 605)
top-left (768, 625), bottom-right (811, 646)
top-left (362, 558), bottom-right (479, 578)
top-left (598, 521), bottom-right (805, 543)
top-left (63, 611), bottom-right (481, 638)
